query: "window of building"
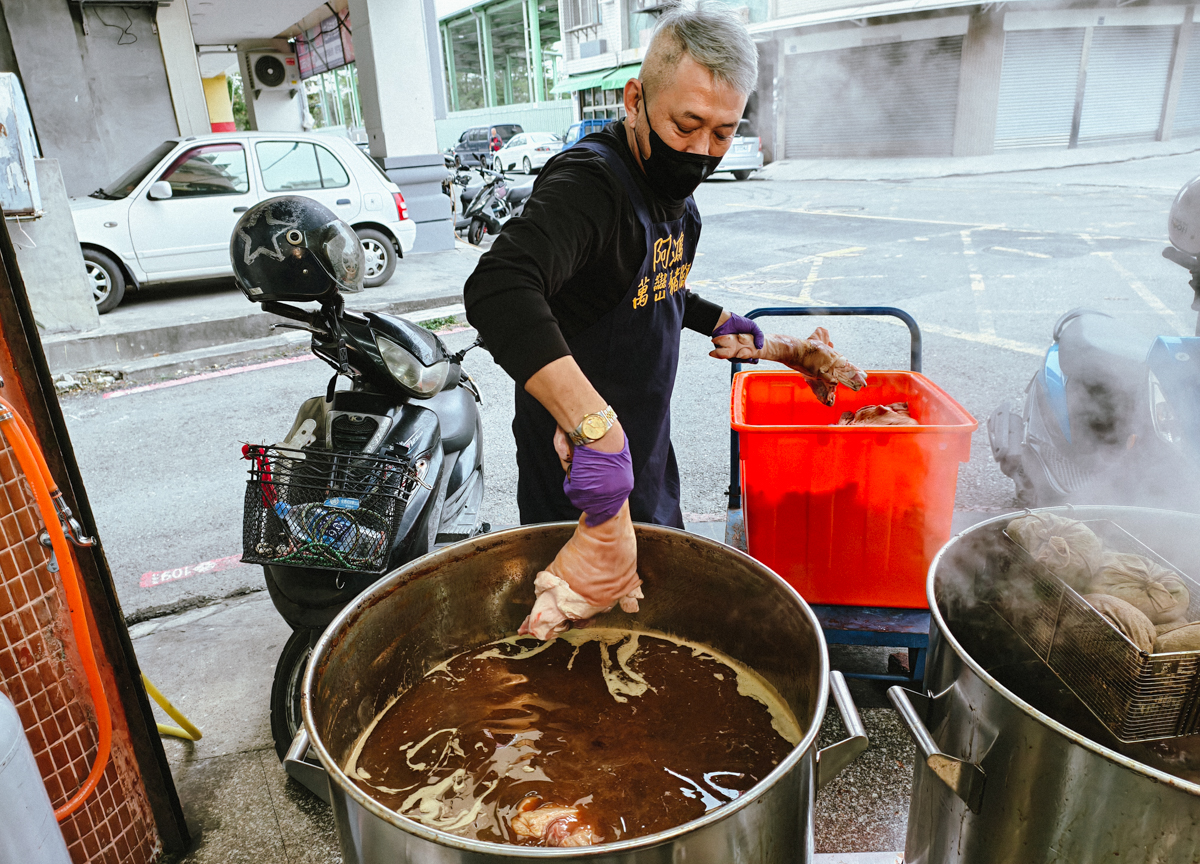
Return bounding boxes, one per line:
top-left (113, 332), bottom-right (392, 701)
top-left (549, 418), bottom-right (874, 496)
top-left (159, 144), bottom-right (249, 197)
top-left (566, 0), bottom-right (599, 29)
top-left (257, 142), bottom-right (350, 192)
top-left (580, 86), bottom-right (625, 121)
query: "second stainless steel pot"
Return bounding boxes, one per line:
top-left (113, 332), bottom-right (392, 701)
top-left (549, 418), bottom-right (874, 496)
top-left (291, 522), bottom-right (868, 862)
top-left (891, 506), bottom-right (1200, 864)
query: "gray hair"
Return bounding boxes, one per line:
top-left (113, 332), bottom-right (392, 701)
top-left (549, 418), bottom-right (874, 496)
top-left (643, 2), bottom-right (758, 96)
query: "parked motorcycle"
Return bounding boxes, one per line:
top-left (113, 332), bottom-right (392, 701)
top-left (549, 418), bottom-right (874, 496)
top-left (454, 156), bottom-right (533, 245)
top-left (229, 197), bottom-right (487, 759)
top-left (988, 177), bottom-right (1200, 510)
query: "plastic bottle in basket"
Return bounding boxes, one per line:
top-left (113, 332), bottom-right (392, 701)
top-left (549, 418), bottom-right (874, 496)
top-left (273, 498), bottom-right (385, 555)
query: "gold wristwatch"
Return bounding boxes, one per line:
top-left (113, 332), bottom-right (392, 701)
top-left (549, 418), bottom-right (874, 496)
top-left (568, 405), bottom-right (617, 446)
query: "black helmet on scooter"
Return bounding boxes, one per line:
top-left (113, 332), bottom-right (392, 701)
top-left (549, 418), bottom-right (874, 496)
top-left (1169, 174), bottom-right (1200, 255)
top-left (230, 195), bottom-right (365, 302)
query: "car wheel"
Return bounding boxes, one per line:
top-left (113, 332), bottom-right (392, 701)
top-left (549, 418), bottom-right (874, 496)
top-left (82, 248), bottom-right (126, 314)
top-left (467, 218), bottom-right (486, 246)
top-left (733, 170), bottom-right (753, 181)
top-left (522, 157), bottom-right (532, 175)
top-left (357, 228), bottom-right (397, 287)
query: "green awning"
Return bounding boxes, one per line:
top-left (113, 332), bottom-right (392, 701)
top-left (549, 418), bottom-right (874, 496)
top-left (600, 63), bottom-right (641, 90)
top-left (550, 69), bottom-right (612, 95)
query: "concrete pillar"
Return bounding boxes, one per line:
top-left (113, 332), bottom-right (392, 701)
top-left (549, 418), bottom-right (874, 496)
top-left (156, 0), bottom-right (209, 137)
top-left (1160, 6), bottom-right (1195, 141)
top-left (480, 8), bottom-right (498, 107)
top-left (951, 10), bottom-right (1006, 157)
top-left (528, 0), bottom-right (544, 102)
top-left (12, 160), bottom-right (99, 334)
top-left (202, 74), bottom-right (236, 132)
top-left (504, 54), bottom-right (514, 104)
top-left (347, 0), bottom-right (453, 252)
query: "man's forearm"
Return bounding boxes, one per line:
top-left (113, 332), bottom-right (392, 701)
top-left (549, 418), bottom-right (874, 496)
top-left (524, 356), bottom-right (625, 453)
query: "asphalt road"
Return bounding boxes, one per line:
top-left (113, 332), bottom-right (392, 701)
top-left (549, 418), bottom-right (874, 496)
top-left (61, 153), bottom-right (1196, 621)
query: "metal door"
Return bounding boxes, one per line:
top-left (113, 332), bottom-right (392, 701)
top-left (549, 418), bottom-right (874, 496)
top-left (783, 36), bottom-right (963, 158)
top-left (993, 29), bottom-right (1086, 150)
top-left (1173, 46), bottom-right (1200, 134)
top-left (1078, 25), bottom-right (1176, 145)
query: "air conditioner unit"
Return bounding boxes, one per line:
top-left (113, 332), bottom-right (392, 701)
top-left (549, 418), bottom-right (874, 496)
top-left (245, 51), bottom-right (300, 97)
top-left (579, 39), bottom-right (607, 58)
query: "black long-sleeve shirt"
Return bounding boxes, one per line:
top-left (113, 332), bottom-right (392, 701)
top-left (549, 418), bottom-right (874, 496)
top-left (463, 120), bottom-right (724, 387)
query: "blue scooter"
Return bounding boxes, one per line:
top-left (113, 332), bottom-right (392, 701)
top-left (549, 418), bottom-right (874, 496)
top-left (988, 254), bottom-right (1200, 510)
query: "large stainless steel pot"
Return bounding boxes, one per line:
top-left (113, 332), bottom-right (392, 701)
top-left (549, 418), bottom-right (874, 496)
top-left (890, 506), bottom-right (1200, 864)
top-left (288, 523), bottom-right (868, 863)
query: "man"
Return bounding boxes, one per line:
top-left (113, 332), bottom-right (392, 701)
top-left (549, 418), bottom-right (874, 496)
top-left (464, 3), bottom-right (865, 638)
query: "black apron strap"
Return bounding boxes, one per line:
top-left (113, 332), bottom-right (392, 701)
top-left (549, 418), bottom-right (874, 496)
top-left (573, 139), bottom-right (654, 229)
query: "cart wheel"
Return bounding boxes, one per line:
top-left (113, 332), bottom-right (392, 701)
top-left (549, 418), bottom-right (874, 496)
top-left (270, 629), bottom-right (311, 763)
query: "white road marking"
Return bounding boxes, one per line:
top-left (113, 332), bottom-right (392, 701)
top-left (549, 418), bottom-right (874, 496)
top-left (798, 256), bottom-right (823, 303)
top-left (960, 229), bottom-right (996, 336)
top-left (707, 284), bottom-right (1043, 355)
top-left (988, 246), bottom-right (1051, 259)
top-left (722, 202), bottom-right (1162, 242)
top-left (1092, 251), bottom-right (1190, 335)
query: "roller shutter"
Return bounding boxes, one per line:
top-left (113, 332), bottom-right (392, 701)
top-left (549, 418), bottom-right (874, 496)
top-left (1173, 47), bottom-right (1200, 134)
top-left (1078, 26), bottom-right (1175, 145)
top-left (994, 29), bottom-right (1085, 150)
top-left (783, 36), bottom-right (963, 158)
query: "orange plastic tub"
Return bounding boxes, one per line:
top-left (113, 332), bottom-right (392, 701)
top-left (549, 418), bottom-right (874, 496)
top-left (731, 370), bottom-right (977, 608)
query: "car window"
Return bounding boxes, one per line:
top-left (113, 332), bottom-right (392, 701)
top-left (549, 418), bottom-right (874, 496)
top-left (98, 140), bottom-right (176, 199)
top-left (470, 129), bottom-right (486, 143)
top-left (159, 143), bottom-right (249, 197)
top-left (508, 134), bottom-right (525, 147)
top-left (257, 141), bottom-right (349, 191)
top-left (315, 145), bottom-right (350, 188)
top-left (531, 133), bottom-right (556, 143)
top-left (459, 131), bottom-right (470, 143)
top-left (737, 119), bottom-right (757, 138)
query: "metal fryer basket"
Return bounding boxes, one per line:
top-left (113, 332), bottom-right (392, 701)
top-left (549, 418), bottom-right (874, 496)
top-left (990, 519), bottom-right (1200, 742)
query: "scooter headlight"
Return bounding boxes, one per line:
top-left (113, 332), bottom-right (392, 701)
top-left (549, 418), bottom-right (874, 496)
top-left (377, 336), bottom-right (448, 396)
top-left (1149, 369), bottom-right (1185, 445)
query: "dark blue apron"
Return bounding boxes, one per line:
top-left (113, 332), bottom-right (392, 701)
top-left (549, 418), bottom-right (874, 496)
top-left (513, 137), bottom-right (701, 527)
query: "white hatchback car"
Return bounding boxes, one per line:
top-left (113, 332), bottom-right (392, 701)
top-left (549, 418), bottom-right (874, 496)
top-left (494, 132), bottom-right (563, 175)
top-left (71, 132), bottom-right (417, 312)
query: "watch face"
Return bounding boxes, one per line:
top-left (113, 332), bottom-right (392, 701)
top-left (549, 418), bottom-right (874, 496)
top-left (582, 414), bottom-right (607, 439)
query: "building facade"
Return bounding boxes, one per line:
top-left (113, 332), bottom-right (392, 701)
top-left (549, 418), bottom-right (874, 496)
top-left (754, 0), bottom-right (1200, 161)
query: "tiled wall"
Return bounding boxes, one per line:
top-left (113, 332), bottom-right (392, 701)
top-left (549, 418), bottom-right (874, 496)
top-left (0, 434), bottom-right (159, 863)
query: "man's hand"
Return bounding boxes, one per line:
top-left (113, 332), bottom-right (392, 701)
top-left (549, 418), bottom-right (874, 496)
top-left (560, 435), bottom-right (634, 526)
top-left (710, 325), bottom-right (868, 406)
top-left (711, 312), bottom-right (764, 363)
top-left (518, 502), bottom-right (643, 640)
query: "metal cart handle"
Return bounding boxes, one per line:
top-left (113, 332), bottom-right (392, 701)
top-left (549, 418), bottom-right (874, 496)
top-left (727, 306), bottom-right (922, 510)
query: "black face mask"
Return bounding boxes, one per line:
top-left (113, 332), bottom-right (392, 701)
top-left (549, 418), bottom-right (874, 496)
top-left (638, 97), bottom-right (724, 202)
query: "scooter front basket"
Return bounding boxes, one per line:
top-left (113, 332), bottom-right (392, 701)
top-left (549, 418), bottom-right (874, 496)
top-left (242, 445), bottom-right (419, 574)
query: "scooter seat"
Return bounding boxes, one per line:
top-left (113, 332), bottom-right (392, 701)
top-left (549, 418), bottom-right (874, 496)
top-left (424, 384), bottom-right (476, 454)
top-left (1056, 311), bottom-right (1152, 383)
top-left (506, 182), bottom-right (534, 206)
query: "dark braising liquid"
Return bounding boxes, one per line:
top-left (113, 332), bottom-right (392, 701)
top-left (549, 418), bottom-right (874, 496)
top-left (344, 629), bottom-right (801, 846)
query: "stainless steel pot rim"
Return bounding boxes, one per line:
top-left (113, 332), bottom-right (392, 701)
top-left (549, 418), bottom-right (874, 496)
top-left (929, 505), bottom-right (1200, 796)
top-left (302, 521), bottom-right (833, 856)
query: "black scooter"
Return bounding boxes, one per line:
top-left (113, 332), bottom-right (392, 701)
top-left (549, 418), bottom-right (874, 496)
top-left (241, 291), bottom-right (486, 760)
top-left (453, 157), bottom-right (533, 245)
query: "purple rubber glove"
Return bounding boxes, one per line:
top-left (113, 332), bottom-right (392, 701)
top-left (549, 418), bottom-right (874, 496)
top-left (563, 437), bottom-right (634, 527)
top-left (712, 313), bottom-right (764, 364)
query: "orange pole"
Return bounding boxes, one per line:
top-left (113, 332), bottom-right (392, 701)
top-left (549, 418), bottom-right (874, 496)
top-left (0, 397), bottom-right (111, 821)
